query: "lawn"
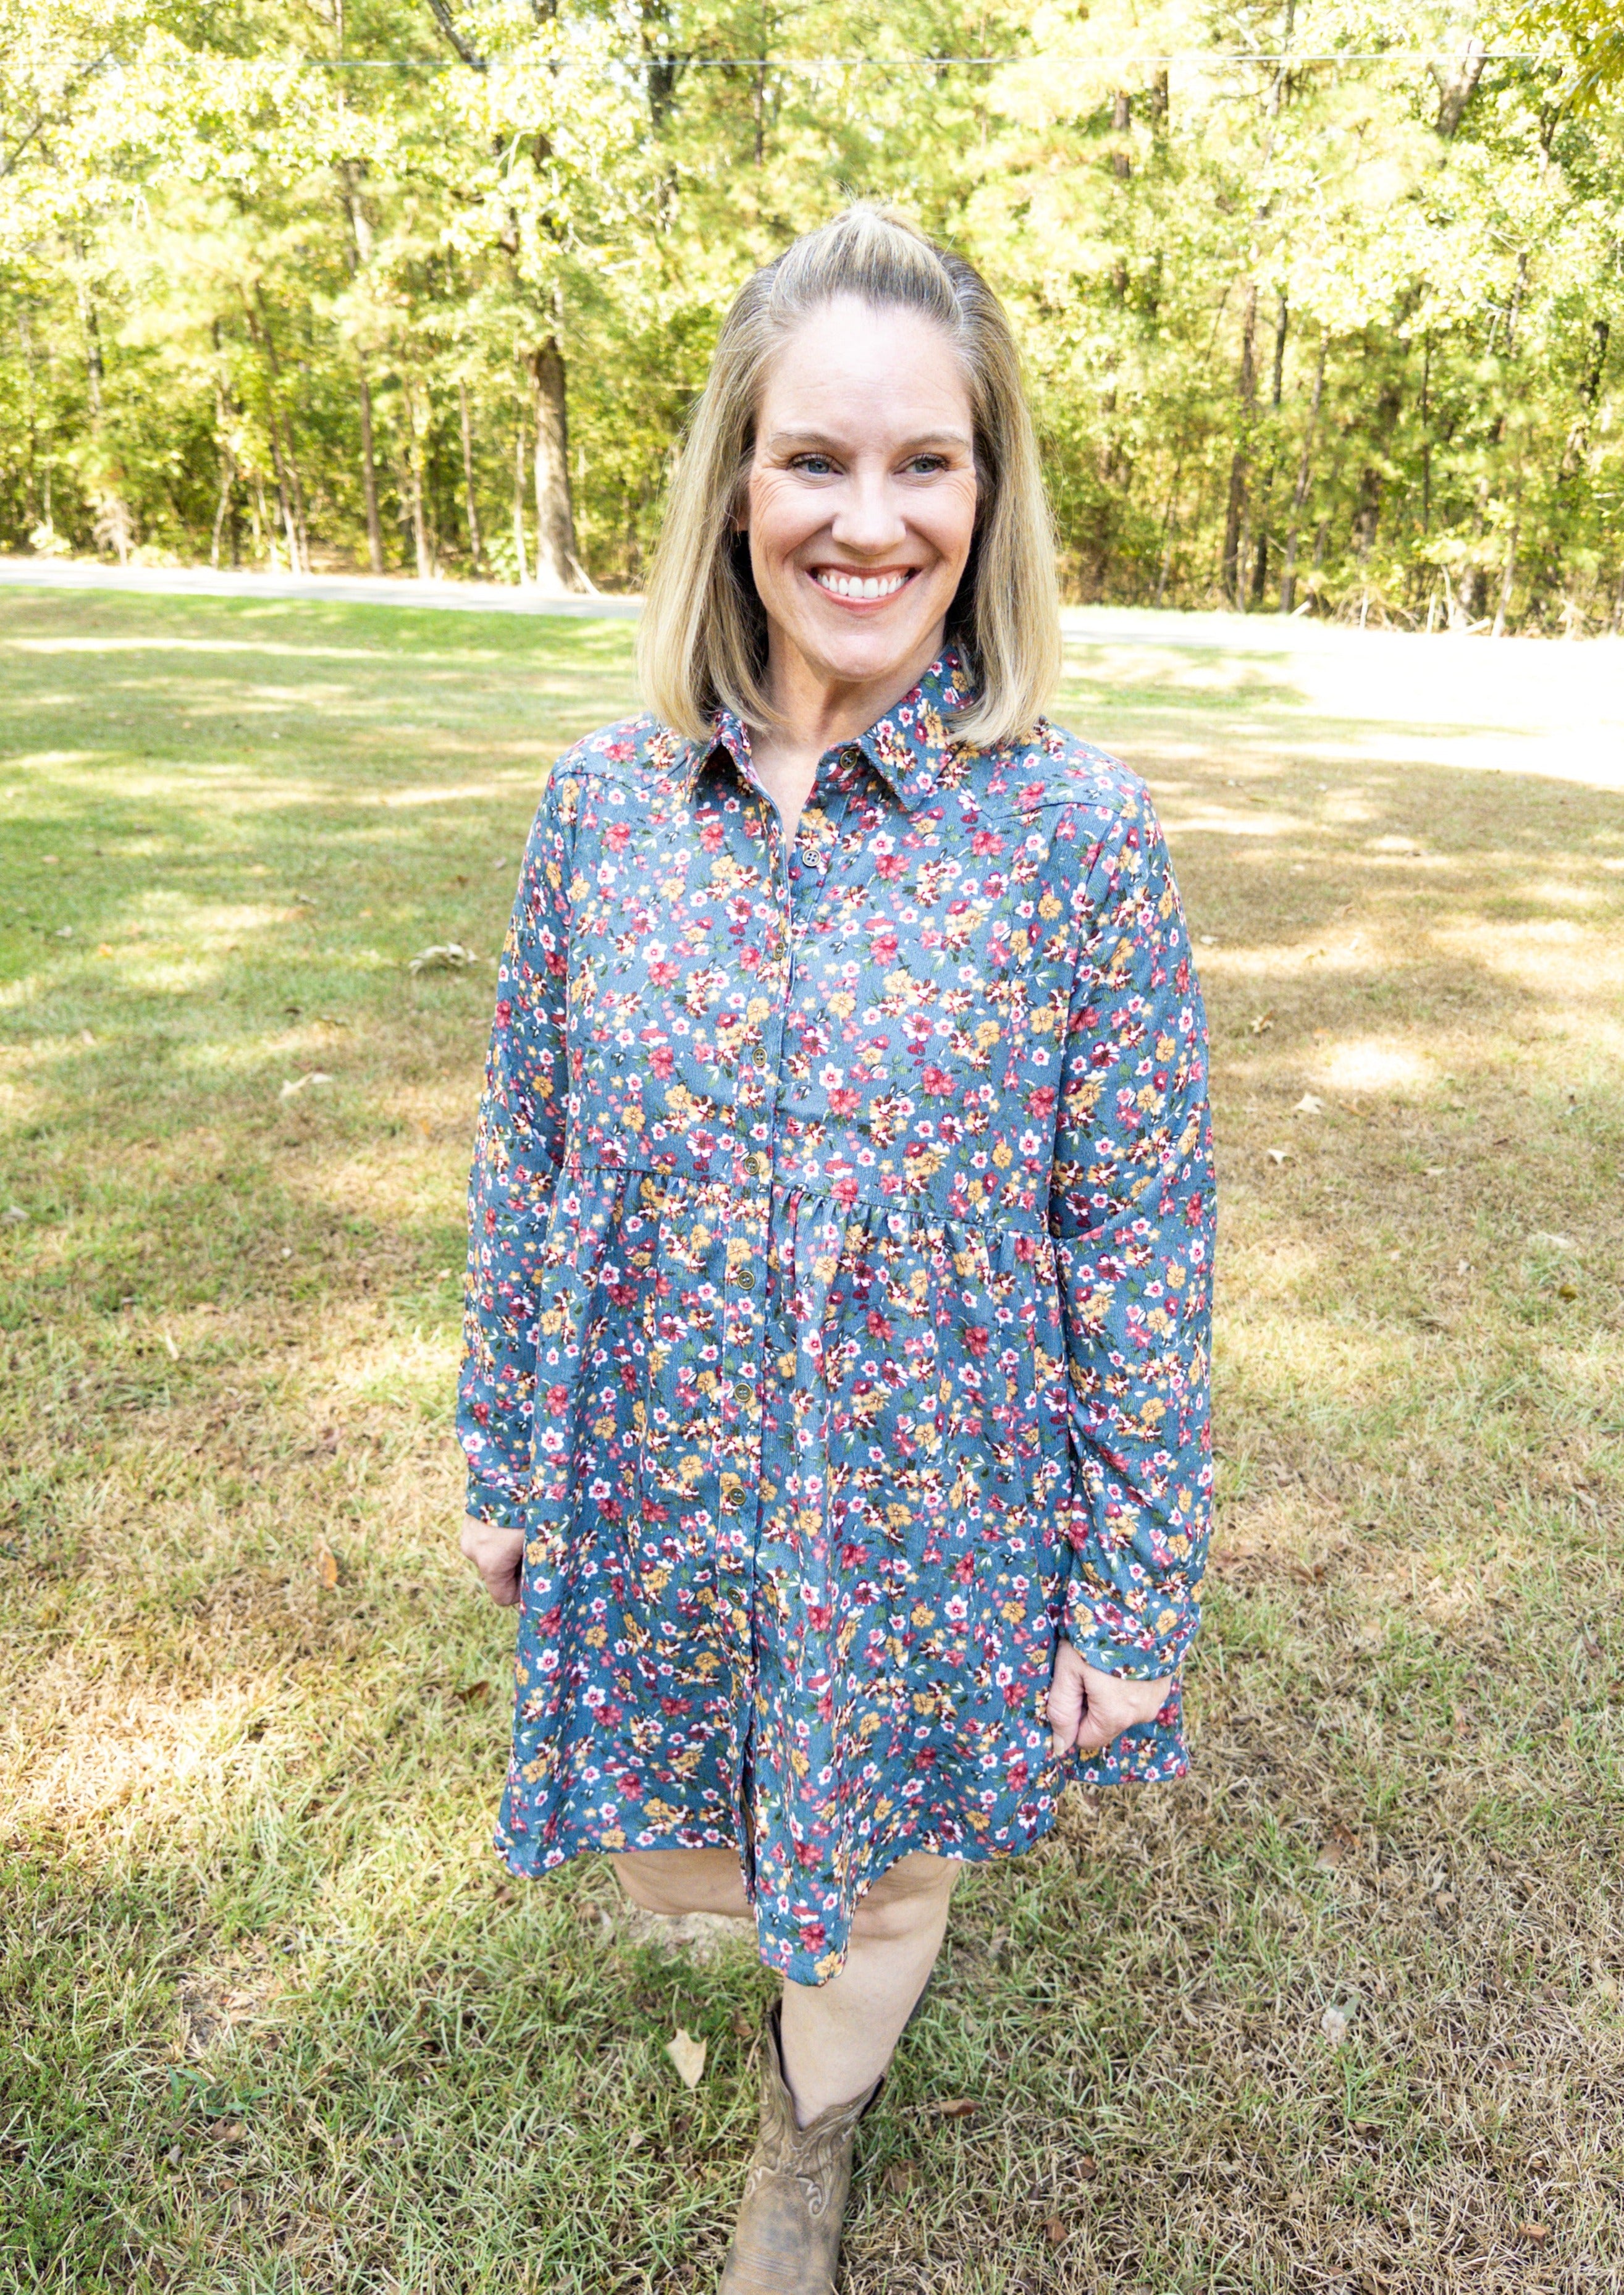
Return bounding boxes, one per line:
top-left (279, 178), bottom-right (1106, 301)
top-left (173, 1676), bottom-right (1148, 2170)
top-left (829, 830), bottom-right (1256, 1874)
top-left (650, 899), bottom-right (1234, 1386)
top-left (2, 588), bottom-right (1621, 2295)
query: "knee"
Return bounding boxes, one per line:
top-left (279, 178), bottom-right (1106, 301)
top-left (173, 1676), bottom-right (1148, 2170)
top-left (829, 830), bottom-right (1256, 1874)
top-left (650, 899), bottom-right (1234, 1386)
top-left (850, 1856), bottom-right (959, 1947)
top-left (609, 1849), bottom-right (749, 1919)
top-left (611, 1853), bottom-right (701, 1916)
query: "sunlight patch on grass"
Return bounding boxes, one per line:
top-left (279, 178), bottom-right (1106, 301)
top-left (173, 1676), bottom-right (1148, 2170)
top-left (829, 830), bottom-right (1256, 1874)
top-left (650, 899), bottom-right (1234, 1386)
top-left (1310, 1038), bottom-right (1436, 1093)
top-left (4, 590), bottom-right (1620, 2295)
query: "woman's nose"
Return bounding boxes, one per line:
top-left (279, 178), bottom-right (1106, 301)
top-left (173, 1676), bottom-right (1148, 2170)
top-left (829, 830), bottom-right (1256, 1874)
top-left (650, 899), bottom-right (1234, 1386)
top-left (828, 473), bottom-right (907, 554)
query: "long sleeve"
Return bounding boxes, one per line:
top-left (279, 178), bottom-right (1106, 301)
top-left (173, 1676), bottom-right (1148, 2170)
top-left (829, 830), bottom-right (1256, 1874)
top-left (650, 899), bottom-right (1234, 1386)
top-left (1049, 787), bottom-right (1215, 1680)
top-left (458, 769), bottom-right (576, 1527)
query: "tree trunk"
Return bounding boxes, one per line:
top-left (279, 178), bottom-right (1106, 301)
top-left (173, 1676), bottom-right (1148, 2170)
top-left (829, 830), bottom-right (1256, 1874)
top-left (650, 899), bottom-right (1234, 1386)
top-left (357, 354), bottom-right (384, 573)
top-left (1492, 472), bottom-right (1522, 637)
top-left (246, 290), bottom-right (309, 571)
top-left (1111, 89), bottom-right (1132, 179)
top-left (511, 400), bottom-right (530, 585)
top-left (402, 377), bottom-right (435, 580)
top-left (458, 377), bottom-right (483, 570)
top-left (1353, 363), bottom-right (1401, 559)
top-left (1221, 282), bottom-right (1259, 608)
top-left (528, 334), bottom-right (579, 592)
top-left (17, 308), bottom-right (40, 530)
top-left (1434, 33), bottom-right (1486, 137)
top-left (1279, 337), bottom-right (1325, 613)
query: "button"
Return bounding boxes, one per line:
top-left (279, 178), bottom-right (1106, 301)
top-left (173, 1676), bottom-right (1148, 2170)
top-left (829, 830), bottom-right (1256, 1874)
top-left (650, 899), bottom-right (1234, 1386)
top-left (734, 1268), bottom-right (755, 1291)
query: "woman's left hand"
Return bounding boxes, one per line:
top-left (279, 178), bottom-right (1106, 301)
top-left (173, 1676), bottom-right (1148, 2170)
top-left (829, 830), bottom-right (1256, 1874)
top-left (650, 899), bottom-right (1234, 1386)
top-left (1046, 1638), bottom-right (1174, 1762)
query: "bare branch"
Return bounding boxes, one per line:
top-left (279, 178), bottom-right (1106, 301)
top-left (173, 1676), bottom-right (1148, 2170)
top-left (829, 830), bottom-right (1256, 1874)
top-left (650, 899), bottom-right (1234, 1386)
top-left (423, 0), bottom-right (487, 71)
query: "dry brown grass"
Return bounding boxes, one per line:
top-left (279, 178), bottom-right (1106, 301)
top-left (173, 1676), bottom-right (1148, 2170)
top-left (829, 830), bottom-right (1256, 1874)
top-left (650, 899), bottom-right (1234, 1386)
top-left (1, 591), bottom-right (1620, 2294)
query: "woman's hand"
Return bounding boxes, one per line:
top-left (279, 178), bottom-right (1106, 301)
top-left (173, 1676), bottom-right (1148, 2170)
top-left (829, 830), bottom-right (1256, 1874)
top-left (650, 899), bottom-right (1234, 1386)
top-left (461, 1516), bottom-right (524, 1607)
top-left (1046, 1638), bottom-right (1174, 1762)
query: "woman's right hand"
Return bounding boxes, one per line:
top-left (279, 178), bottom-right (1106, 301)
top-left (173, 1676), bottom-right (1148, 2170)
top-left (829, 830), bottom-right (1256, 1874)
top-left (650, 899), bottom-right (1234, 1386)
top-left (461, 1517), bottom-right (525, 1607)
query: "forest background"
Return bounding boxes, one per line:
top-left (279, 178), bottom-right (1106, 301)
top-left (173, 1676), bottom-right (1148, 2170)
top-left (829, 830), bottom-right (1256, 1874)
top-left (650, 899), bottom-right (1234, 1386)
top-left (2, 0), bottom-right (1622, 632)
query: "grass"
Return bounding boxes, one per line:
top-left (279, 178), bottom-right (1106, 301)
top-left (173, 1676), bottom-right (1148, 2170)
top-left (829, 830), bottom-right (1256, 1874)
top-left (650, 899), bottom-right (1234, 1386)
top-left (1, 588), bottom-right (1621, 2295)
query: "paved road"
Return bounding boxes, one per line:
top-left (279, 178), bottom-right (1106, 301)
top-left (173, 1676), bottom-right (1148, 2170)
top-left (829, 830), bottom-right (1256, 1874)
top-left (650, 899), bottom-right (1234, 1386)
top-left (0, 555), bottom-right (643, 620)
top-left (0, 550), bottom-right (1560, 651)
top-left (2, 552), bottom-right (1618, 785)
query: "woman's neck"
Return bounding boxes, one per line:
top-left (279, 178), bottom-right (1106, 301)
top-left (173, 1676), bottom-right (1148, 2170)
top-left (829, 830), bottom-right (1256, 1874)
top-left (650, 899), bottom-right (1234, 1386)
top-left (747, 627), bottom-right (945, 839)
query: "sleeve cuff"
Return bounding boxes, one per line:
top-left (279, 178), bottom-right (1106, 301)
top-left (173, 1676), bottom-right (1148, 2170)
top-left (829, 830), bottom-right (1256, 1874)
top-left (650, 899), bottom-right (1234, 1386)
top-left (1062, 1583), bottom-right (1197, 1682)
top-left (464, 1481), bottom-right (528, 1531)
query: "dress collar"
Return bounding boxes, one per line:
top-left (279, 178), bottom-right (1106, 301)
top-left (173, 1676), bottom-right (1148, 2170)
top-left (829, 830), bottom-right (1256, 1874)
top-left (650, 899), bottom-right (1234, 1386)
top-left (691, 647), bottom-right (975, 813)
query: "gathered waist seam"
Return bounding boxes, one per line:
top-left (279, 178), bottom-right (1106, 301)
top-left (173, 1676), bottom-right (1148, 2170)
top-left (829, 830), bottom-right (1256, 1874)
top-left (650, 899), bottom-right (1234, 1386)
top-left (554, 1153), bottom-right (1051, 1245)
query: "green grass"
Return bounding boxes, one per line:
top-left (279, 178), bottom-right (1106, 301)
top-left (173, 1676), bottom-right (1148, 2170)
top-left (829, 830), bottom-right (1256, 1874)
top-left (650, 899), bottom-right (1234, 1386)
top-left (2, 589), bottom-right (1622, 2294)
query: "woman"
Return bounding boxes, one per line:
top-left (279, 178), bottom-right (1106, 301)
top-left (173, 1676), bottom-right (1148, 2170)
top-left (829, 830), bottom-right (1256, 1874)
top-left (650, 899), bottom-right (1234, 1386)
top-left (459, 206), bottom-right (1214, 2294)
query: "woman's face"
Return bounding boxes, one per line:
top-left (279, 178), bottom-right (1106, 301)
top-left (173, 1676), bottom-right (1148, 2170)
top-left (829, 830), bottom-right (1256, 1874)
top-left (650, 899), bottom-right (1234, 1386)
top-left (743, 296), bottom-right (979, 707)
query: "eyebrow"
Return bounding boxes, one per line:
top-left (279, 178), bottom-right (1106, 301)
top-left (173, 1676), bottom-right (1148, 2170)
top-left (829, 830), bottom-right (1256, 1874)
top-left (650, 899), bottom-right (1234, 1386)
top-left (764, 427), bottom-right (973, 452)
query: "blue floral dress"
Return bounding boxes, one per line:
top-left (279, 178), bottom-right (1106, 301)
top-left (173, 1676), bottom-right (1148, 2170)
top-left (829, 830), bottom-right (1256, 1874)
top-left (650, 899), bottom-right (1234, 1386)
top-left (459, 652), bottom-right (1214, 1984)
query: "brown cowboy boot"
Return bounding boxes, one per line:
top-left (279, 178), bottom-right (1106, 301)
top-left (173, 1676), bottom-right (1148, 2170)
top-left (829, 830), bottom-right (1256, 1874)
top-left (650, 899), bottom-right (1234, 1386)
top-left (718, 2001), bottom-right (883, 2295)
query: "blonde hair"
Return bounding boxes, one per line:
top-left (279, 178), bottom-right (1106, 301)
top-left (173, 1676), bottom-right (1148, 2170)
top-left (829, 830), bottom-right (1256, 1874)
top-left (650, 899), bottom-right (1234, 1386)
top-left (636, 204), bottom-right (1062, 752)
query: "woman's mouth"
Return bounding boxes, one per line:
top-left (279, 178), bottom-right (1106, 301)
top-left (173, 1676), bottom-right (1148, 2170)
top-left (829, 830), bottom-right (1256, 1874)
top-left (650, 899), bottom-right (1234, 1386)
top-left (809, 567), bottom-right (916, 603)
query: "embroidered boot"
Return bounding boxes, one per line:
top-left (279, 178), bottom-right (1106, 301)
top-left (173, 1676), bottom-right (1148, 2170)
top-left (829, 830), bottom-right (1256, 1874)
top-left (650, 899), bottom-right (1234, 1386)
top-left (718, 2002), bottom-right (882, 2295)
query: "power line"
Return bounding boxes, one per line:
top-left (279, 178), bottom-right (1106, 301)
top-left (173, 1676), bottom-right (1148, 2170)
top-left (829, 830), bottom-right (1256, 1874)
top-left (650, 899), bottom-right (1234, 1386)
top-left (279, 49), bottom-right (1546, 72)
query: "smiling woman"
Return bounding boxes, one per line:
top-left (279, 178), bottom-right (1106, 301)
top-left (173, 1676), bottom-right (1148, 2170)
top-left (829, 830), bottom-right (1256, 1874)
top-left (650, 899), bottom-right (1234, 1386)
top-left (457, 206), bottom-right (1215, 2295)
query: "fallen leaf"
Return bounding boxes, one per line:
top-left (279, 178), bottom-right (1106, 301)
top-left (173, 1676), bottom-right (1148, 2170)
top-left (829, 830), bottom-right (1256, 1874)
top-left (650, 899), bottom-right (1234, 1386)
top-left (730, 2008), bottom-right (754, 2040)
top-left (929, 2097), bottom-right (978, 2118)
top-left (1316, 1822), bottom-right (1359, 1870)
top-left (314, 1543), bottom-right (340, 1591)
top-left (1198, 934), bottom-right (1219, 948)
top-left (1423, 1165), bottom-right (1447, 1177)
top-left (1293, 1093), bottom-right (1325, 1116)
top-left (1519, 2222), bottom-right (1549, 2245)
top-left (81, 1029), bottom-right (96, 1046)
top-left (1528, 1231), bottom-right (1578, 1252)
top-left (884, 2160), bottom-right (920, 2194)
top-left (492, 1884), bottom-right (515, 1906)
top-left (2, 1205), bottom-right (26, 1225)
top-left (408, 942), bottom-right (481, 975)
top-left (162, 1330), bottom-right (179, 1362)
top-left (1266, 1146), bottom-right (1291, 1165)
top-left (666, 2028), bottom-right (707, 2090)
top-left (453, 1680), bottom-right (492, 1704)
top-left (96, 943), bottom-right (115, 955)
top-left (1249, 1011), bottom-right (1274, 1035)
top-left (1319, 2005), bottom-right (1352, 2045)
top-left (279, 1071), bottom-right (333, 1101)
top-left (55, 925), bottom-right (72, 939)
top-left (1045, 2215), bottom-right (1069, 2246)
top-left (1077, 2154), bottom-right (1098, 2181)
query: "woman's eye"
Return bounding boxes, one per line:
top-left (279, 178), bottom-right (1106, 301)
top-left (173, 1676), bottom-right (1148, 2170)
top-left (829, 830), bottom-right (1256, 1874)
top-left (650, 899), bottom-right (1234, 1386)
top-left (791, 454), bottom-right (836, 476)
top-left (905, 455), bottom-right (948, 475)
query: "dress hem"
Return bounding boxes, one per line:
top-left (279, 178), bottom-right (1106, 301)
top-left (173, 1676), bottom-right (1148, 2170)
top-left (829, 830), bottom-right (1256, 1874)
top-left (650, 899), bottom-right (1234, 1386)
top-left (493, 1739), bottom-right (1189, 1985)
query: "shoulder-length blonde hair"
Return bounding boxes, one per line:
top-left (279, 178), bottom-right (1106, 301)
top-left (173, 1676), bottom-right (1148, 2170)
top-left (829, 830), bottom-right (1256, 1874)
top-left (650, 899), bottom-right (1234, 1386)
top-left (637, 204), bottom-right (1062, 753)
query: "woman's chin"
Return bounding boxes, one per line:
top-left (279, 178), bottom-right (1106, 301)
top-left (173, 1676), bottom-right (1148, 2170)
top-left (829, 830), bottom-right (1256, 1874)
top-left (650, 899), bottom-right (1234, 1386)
top-left (781, 608), bottom-right (945, 693)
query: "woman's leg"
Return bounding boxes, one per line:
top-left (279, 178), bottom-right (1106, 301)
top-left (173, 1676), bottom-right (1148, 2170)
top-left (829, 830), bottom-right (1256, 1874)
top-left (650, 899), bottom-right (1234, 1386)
top-left (778, 1853), bottom-right (959, 2120)
top-left (611, 1846), bottom-right (752, 1919)
top-left (613, 1845), bottom-right (959, 2120)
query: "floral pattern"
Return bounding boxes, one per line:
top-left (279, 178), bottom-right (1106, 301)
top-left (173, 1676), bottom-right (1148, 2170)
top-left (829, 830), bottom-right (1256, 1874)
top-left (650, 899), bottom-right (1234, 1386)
top-left (460, 651), bottom-right (1214, 1984)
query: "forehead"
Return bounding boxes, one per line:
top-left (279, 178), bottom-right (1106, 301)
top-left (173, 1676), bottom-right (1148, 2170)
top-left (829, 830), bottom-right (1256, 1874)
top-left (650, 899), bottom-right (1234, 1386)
top-left (757, 297), bottom-right (972, 440)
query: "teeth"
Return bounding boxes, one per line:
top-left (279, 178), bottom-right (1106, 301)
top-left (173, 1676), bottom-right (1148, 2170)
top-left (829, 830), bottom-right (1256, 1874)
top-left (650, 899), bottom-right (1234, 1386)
top-left (815, 570), bottom-right (908, 600)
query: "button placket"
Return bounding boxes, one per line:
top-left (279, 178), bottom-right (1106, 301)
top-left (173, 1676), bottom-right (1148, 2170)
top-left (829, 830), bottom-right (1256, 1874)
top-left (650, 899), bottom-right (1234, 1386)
top-left (716, 790), bottom-right (790, 1690)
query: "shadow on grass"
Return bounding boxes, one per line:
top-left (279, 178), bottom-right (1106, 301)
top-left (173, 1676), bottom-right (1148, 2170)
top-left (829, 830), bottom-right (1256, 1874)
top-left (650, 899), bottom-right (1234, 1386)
top-left (3, 594), bottom-right (1623, 2294)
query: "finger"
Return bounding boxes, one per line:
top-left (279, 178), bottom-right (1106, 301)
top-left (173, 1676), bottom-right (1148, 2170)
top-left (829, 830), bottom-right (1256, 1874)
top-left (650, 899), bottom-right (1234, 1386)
top-left (1073, 1698), bottom-right (1128, 1757)
top-left (1046, 1677), bottom-right (1085, 1761)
